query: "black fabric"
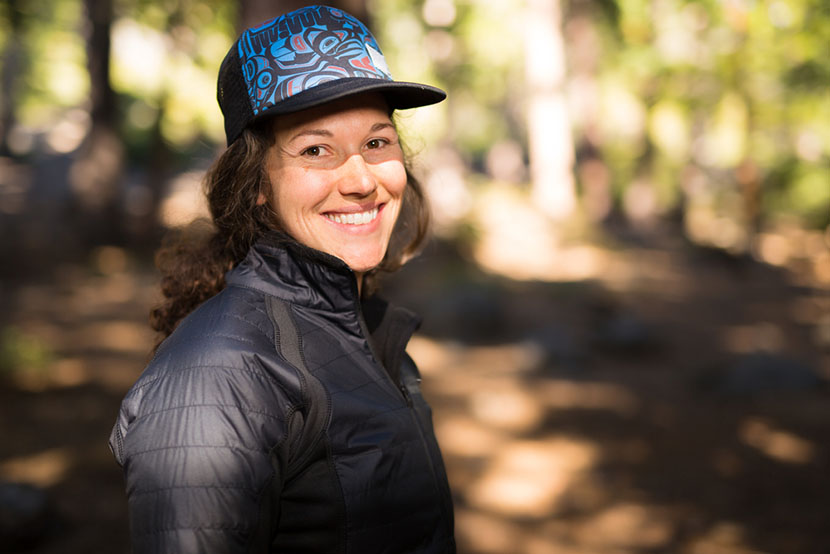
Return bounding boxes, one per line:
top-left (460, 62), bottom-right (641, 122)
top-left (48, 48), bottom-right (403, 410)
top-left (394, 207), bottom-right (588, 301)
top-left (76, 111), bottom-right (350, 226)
top-left (362, 296), bottom-right (422, 385)
top-left (217, 45), bottom-right (254, 148)
top-left (109, 232), bottom-right (455, 553)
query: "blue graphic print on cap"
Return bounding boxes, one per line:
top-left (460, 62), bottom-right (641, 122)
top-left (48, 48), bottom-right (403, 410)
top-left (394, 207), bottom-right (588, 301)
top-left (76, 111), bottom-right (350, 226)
top-left (237, 6), bottom-right (393, 116)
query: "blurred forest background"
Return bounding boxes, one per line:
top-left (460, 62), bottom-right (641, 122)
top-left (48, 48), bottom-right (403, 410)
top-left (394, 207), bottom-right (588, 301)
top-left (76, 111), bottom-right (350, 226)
top-left (0, 0), bottom-right (828, 553)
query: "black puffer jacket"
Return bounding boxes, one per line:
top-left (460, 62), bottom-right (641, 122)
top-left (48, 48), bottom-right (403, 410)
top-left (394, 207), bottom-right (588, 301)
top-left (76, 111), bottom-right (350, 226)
top-left (109, 233), bottom-right (455, 553)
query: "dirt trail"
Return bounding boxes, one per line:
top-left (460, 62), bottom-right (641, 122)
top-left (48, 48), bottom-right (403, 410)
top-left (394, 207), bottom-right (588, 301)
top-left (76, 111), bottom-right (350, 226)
top-left (1, 232), bottom-right (828, 553)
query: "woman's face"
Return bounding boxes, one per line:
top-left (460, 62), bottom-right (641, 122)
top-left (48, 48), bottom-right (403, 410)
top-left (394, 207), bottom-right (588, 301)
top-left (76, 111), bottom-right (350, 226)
top-left (261, 93), bottom-right (407, 281)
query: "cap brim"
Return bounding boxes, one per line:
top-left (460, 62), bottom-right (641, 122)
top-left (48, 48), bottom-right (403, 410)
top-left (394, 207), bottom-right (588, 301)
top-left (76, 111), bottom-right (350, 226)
top-left (250, 77), bottom-right (446, 124)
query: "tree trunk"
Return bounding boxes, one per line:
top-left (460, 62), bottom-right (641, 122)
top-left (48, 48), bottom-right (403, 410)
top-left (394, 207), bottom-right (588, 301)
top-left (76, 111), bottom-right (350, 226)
top-left (524, 0), bottom-right (576, 220)
top-left (0, 0), bottom-right (24, 156)
top-left (69, 0), bottom-right (125, 243)
top-left (85, 0), bottom-right (116, 132)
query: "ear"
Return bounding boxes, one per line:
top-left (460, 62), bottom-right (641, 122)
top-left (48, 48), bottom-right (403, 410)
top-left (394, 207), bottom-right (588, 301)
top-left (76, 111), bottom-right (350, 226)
top-left (256, 192), bottom-right (268, 206)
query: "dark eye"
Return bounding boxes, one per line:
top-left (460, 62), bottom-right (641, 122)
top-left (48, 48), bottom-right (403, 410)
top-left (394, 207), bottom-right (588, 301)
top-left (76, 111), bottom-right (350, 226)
top-left (303, 146), bottom-right (321, 157)
top-left (367, 139), bottom-right (384, 149)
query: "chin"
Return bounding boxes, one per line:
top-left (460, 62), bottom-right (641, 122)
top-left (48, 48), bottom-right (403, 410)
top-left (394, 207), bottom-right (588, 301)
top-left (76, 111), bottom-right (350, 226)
top-left (345, 259), bottom-right (383, 274)
top-left (340, 250), bottom-right (386, 274)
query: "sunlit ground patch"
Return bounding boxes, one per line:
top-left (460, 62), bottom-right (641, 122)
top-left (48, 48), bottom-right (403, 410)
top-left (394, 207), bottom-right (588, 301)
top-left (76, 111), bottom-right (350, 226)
top-left (738, 417), bottom-right (816, 465)
top-left (467, 438), bottom-right (598, 518)
top-left (0, 448), bottom-right (73, 488)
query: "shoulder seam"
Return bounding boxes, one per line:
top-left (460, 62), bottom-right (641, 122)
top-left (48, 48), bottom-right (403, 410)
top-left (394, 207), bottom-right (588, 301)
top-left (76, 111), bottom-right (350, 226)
top-left (128, 443), bottom-right (268, 458)
top-left (132, 363), bottom-right (288, 395)
top-left (132, 402), bottom-right (287, 424)
top-left (129, 484), bottom-right (254, 498)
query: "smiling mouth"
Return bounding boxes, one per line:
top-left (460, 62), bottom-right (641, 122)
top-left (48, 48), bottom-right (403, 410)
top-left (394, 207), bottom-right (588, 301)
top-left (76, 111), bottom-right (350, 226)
top-left (324, 207), bottom-right (380, 226)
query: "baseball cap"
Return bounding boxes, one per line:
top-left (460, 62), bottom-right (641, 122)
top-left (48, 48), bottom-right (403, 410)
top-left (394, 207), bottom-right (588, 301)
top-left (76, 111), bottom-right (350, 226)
top-left (217, 5), bottom-right (447, 145)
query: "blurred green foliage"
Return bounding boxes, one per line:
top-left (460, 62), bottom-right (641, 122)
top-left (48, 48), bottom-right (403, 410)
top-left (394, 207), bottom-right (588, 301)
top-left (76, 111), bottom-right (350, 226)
top-left (373, 0), bottom-right (829, 232)
top-left (7, 0), bottom-right (88, 124)
top-left (2, 0), bottom-right (235, 155)
top-left (1, 0), bottom-right (827, 231)
top-left (0, 326), bottom-right (53, 378)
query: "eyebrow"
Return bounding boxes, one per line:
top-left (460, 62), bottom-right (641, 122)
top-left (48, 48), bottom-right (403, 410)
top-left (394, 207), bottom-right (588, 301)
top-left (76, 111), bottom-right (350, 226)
top-left (288, 129), bottom-right (333, 143)
top-left (370, 122), bottom-right (396, 133)
top-left (287, 122), bottom-right (396, 143)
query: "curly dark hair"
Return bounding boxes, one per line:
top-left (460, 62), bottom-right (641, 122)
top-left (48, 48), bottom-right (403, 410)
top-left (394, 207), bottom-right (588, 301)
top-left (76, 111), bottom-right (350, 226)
top-left (149, 117), bottom-right (430, 342)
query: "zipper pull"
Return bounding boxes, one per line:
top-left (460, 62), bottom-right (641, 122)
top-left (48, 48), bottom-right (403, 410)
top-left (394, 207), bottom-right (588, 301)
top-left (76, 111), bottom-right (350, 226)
top-left (399, 383), bottom-right (413, 407)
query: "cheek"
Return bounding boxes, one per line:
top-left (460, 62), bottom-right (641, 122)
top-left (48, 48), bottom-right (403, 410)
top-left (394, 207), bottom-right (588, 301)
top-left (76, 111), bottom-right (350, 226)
top-left (272, 169), bottom-right (326, 219)
top-left (378, 160), bottom-right (407, 197)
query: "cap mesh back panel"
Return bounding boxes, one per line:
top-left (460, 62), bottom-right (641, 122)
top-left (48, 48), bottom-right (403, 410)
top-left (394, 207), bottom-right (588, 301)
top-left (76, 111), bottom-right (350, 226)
top-left (217, 47), bottom-right (254, 145)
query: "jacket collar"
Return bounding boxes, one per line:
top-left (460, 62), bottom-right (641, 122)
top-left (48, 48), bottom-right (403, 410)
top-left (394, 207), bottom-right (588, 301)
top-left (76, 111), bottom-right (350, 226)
top-left (225, 232), bottom-right (421, 378)
top-left (226, 231), bottom-right (360, 313)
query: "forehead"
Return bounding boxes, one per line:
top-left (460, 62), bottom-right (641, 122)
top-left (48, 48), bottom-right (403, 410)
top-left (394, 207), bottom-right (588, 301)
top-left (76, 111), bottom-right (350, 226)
top-left (273, 93), bottom-right (393, 136)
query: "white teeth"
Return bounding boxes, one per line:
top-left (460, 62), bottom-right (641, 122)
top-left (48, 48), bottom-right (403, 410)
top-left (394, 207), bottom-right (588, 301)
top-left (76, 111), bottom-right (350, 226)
top-left (326, 208), bottom-right (378, 226)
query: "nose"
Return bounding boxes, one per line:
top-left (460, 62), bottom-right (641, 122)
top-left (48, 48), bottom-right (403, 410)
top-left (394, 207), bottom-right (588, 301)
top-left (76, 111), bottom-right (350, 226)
top-left (337, 153), bottom-right (378, 197)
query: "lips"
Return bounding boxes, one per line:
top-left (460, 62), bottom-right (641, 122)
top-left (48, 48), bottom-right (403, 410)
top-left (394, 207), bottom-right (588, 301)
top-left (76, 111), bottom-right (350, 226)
top-left (324, 206), bottom-right (380, 225)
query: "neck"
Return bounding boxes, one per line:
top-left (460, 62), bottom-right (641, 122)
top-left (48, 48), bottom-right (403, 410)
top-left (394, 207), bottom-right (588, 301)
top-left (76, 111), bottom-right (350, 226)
top-left (355, 272), bottom-right (364, 297)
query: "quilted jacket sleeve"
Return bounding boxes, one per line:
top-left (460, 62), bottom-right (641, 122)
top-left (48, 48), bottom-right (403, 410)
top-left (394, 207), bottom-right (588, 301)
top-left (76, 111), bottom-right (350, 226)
top-left (109, 336), bottom-right (292, 554)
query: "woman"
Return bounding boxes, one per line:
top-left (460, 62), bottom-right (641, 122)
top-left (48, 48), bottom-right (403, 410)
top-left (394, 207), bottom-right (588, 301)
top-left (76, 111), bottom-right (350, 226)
top-left (109, 6), bottom-right (455, 553)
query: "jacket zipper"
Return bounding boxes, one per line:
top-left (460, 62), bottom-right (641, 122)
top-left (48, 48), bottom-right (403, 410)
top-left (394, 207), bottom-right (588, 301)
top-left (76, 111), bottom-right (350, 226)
top-left (353, 295), bottom-right (453, 535)
top-left (397, 379), bottom-right (454, 534)
top-left (399, 383), bottom-right (413, 406)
